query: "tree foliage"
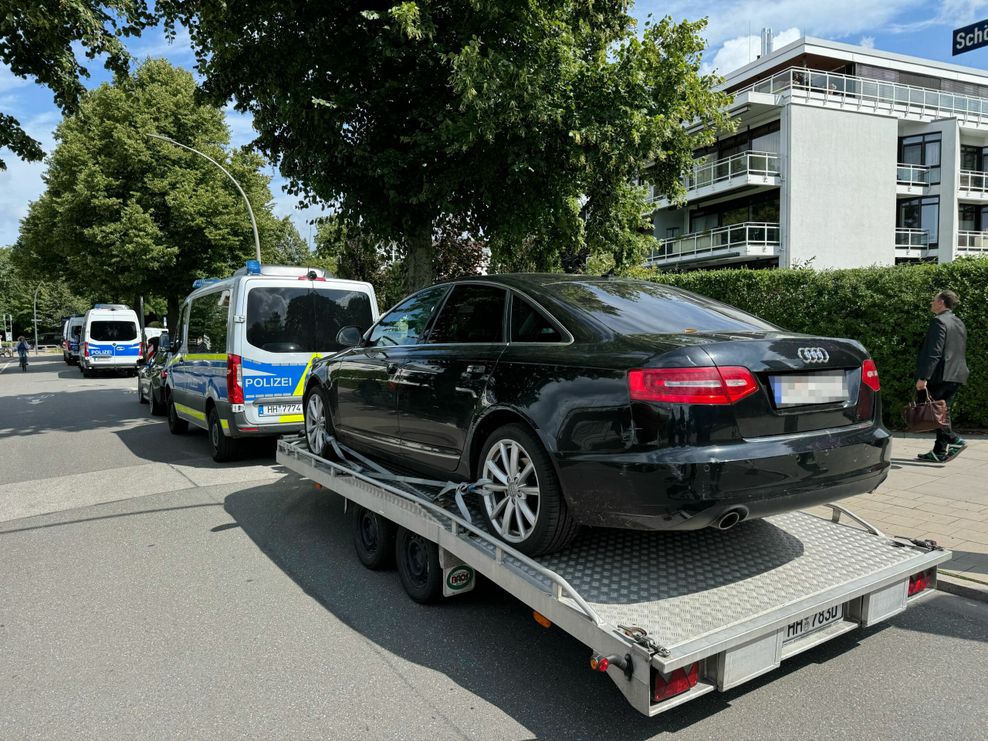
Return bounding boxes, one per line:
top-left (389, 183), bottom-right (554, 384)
top-left (13, 59), bottom-right (300, 323)
top-left (0, 246), bottom-right (91, 337)
top-left (161, 2), bottom-right (729, 290)
top-left (0, 0), bottom-right (155, 169)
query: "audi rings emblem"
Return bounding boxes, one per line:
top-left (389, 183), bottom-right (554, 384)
top-left (798, 347), bottom-right (830, 363)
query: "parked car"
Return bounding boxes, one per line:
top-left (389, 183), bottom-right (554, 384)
top-left (138, 333), bottom-right (170, 415)
top-left (302, 274), bottom-right (890, 556)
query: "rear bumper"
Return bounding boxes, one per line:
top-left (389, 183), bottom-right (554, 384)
top-left (79, 358), bottom-right (138, 370)
top-left (556, 423), bottom-right (891, 531)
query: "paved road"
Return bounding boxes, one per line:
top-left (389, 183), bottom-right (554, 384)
top-left (2, 357), bottom-right (987, 739)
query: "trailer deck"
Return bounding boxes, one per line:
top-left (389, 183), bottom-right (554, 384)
top-left (276, 436), bottom-right (950, 716)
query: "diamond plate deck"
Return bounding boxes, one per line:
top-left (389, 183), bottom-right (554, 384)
top-left (505, 512), bottom-right (920, 649)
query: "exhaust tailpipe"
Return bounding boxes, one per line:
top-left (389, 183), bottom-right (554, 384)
top-left (715, 508), bottom-right (746, 530)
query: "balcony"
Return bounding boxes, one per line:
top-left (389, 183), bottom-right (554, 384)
top-left (649, 151), bottom-right (781, 208)
top-left (895, 228), bottom-right (932, 259)
top-left (734, 67), bottom-right (988, 126)
top-left (896, 164), bottom-right (930, 195)
top-left (957, 230), bottom-right (988, 254)
top-left (646, 222), bottom-right (781, 267)
top-left (959, 170), bottom-right (988, 201)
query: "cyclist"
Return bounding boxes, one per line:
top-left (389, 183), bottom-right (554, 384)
top-left (16, 336), bottom-right (29, 371)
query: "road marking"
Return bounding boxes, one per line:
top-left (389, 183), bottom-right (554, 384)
top-left (0, 361), bottom-right (10, 374)
top-left (27, 394), bottom-right (54, 405)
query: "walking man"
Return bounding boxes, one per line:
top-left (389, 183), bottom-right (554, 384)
top-left (916, 290), bottom-right (969, 462)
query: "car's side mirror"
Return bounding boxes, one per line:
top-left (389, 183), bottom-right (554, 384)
top-left (159, 335), bottom-right (170, 353)
top-left (336, 326), bottom-right (364, 348)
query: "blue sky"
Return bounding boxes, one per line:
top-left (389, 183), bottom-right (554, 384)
top-left (3, 0), bottom-right (988, 249)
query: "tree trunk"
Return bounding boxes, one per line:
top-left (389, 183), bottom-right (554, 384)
top-left (404, 220), bottom-right (434, 294)
top-left (166, 295), bottom-right (181, 337)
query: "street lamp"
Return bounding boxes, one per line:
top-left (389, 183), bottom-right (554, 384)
top-left (146, 133), bottom-right (262, 262)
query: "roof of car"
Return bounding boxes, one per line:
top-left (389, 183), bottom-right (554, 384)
top-left (440, 273), bottom-right (638, 290)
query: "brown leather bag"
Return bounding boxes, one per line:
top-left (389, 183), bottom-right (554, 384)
top-left (902, 390), bottom-right (950, 432)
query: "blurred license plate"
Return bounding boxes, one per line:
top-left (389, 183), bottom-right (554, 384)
top-left (258, 403), bottom-right (302, 417)
top-left (784, 604), bottom-right (843, 644)
top-left (771, 371), bottom-right (847, 406)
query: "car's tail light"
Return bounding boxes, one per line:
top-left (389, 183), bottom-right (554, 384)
top-left (861, 359), bottom-right (880, 391)
top-left (227, 354), bottom-right (244, 404)
top-left (83, 342), bottom-right (89, 357)
top-left (908, 569), bottom-right (934, 597)
top-left (653, 663), bottom-right (699, 702)
top-left (159, 370), bottom-right (168, 380)
top-left (628, 367), bottom-right (758, 405)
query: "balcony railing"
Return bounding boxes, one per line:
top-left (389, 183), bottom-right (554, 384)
top-left (896, 164), bottom-right (929, 187)
top-left (895, 228), bottom-right (930, 248)
top-left (647, 222), bottom-right (780, 264)
top-left (735, 67), bottom-right (988, 123)
top-left (957, 230), bottom-right (988, 252)
top-left (687, 151), bottom-right (780, 190)
top-left (959, 170), bottom-right (988, 194)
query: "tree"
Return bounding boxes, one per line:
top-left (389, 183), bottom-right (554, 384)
top-left (0, 1), bottom-right (155, 169)
top-left (0, 247), bottom-right (91, 336)
top-left (162, 2), bottom-right (729, 290)
top-left (14, 59), bottom-right (293, 324)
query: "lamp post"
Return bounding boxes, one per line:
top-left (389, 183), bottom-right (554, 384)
top-left (33, 282), bottom-right (43, 355)
top-left (146, 133), bottom-right (262, 262)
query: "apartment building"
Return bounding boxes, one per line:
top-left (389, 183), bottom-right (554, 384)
top-left (645, 36), bottom-right (988, 270)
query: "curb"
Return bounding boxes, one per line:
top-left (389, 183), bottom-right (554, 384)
top-left (936, 571), bottom-right (988, 603)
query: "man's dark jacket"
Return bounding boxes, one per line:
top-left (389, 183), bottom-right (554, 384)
top-left (916, 309), bottom-right (970, 385)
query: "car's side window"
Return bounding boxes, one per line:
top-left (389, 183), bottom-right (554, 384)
top-left (175, 305), bottom-right (190, 353)
top-left (511, 294), bottom-right (563, 343)
top-left (367, 286), bottom-right (449, 347)
top-left (427, 285), bottom-right (507, 344)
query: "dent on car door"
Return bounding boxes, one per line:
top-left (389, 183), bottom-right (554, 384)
top-left (397, 284), bottom-right (508, 471)
top-left (332, 285), bottom-right (450, 451)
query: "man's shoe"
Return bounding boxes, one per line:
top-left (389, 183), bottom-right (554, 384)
top-left (944, 441), bottom-right (968, 462)
top-left (917, 450), bottom-right (947, 463)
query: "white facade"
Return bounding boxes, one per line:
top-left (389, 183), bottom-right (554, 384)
top-left (646, 37), bottom-right (988, 270)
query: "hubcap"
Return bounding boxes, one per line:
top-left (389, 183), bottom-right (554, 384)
top-left (305, 394), bottom-right (327, 453)
top-left (210, 418), bottom-right (220, 447)
top-left (405, 535), bottom-right (429, 585)
top-left (481, 439), bottom-right (540, 543)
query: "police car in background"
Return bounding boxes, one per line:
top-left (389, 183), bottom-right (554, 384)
top-left (61, 315), bottom-right (84, 365)
top-left (164, 261), bottom-right (378, 462)
top-left (78, 304), bottom-right (143, 378)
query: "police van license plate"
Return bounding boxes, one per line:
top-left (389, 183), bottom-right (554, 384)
top-left (257, 403), bottom-right (302, 417)
top-left (783, 604), bottom-right (843, 644)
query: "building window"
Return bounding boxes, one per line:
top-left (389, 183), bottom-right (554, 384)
top-left (689, 193), bottom-right (780, 232)
top-left (899, 134), bottom-right (941, 185)
top-left (958, 204), bottom-right (988, 231)
top-left (897, 196), bottom-right (939, 246)
top-left (961, 145), bottom-right (988, 172)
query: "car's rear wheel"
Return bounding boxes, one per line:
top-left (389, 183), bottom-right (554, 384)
top-left (395, 526), bottom-right (443, 604)
top-left (167, 397), bottom-right (188, 435)
top-left (350, 504), bottom-right (397, 570)
top-left (304, 385), bottom-right (336, 459)
top-left (207, 408), bottom-right (239, 463)
top-left (137, 379), bottom-right (146, 403)
top-left (478, 423), bottom-right (578, 556)
top-left (149, 388), bottom-right (166, 416)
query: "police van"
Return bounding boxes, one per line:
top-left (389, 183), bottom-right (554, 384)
top-left (61, 315), bottom-right (84, 365)
top-left (78, 304), bottom-right (143, 377)
top-left (164, 262), bottom-right (378, 462)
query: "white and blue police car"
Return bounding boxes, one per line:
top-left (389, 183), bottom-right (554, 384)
top-left (164, 261), bottom-right (378, 462)
top-left (78, 304), bottom-right (143, 377)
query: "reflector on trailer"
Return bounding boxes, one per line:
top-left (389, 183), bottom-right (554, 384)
top-left (653, 662), bottom-right (699, 702)
top-left (908, 569), bottom-right (934, 597)
top-left (532, 611), bottom-right (552, 628)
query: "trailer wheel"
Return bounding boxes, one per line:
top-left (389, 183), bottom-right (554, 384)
top-left (350, 504), bottom-right (397, 570)
top-left (395, 527), bottom-right (443, 604)
top-left (478, 423), bottom-right (578, 556)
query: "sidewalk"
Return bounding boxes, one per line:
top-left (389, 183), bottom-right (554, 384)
top-left (807, 433), bottom-right (988, 596)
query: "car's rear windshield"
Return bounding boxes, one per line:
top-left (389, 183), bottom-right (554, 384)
top-left (90, 321), bottom-right (138, 341)
top-left (547, 281), bottom-right (776, 334)
top-left (246, 286), bottom-right (375, 353)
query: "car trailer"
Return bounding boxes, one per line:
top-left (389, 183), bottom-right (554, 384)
top-left (276, 436), bottom-right (950, 717)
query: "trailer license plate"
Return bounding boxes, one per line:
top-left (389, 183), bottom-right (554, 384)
top-left (258, 403), bottom-right (302, 417)
top-left (783, 604), bottom-right (843, 644)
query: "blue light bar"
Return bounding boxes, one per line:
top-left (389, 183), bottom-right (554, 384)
top-left (192, 278), bottom-right (221, 289)
top-left (245, 259), bottom-right (262, 275)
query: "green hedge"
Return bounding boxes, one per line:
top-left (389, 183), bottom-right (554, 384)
top-left (643, 259), bottom-right (988, 430)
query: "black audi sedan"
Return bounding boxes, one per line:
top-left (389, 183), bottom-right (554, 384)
top-left (302, 275), bottom-right (889, 555)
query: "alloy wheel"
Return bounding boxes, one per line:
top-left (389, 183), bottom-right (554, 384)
top-left (305, 392), bottom-right (328, 454)
top-left (481, 439), bottom-right (541, 543)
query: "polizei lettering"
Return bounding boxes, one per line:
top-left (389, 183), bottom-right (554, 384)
top-left (244, 376), bottom-right (293, 389)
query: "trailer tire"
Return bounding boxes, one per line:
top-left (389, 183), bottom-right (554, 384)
top-left (350, 504), bottom-right (397, 570)
top-left (395, 527), bottom-right (443, 604)
top-left (478, 423), bottom-right (579, 557)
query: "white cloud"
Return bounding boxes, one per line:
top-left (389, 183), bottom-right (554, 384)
top-left (224, 105), bottom-right (257, 150)
top-left (129, 25), bottom-right (194, 62)
top-left (889, 0), bottom-right (988, 32)
top-left (703, 27), bottom-right (801, 75)
top-left (0, 111), bottom-right (60, 247)
top-left (0, 64), bottom-right (30, 95)
top-left (859, 36), bottom-right (876, 48)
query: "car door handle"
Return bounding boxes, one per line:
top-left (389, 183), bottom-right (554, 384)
top-left (466, 364), bottom-right (486, 375)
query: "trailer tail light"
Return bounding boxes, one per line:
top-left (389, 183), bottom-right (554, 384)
top-left (629, 367), bottom-right (758, 405)
top-left (861, 359), bottom-right (880, 391)
top-left (652, 663), bottom-right (699, 702)
top-left (227, 354), bottom-right (244, 404)
top-left (908, 568), bottom-right (934, 597)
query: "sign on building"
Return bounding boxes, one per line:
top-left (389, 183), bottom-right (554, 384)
top-left (953, 19), bottom-right (988, 55)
